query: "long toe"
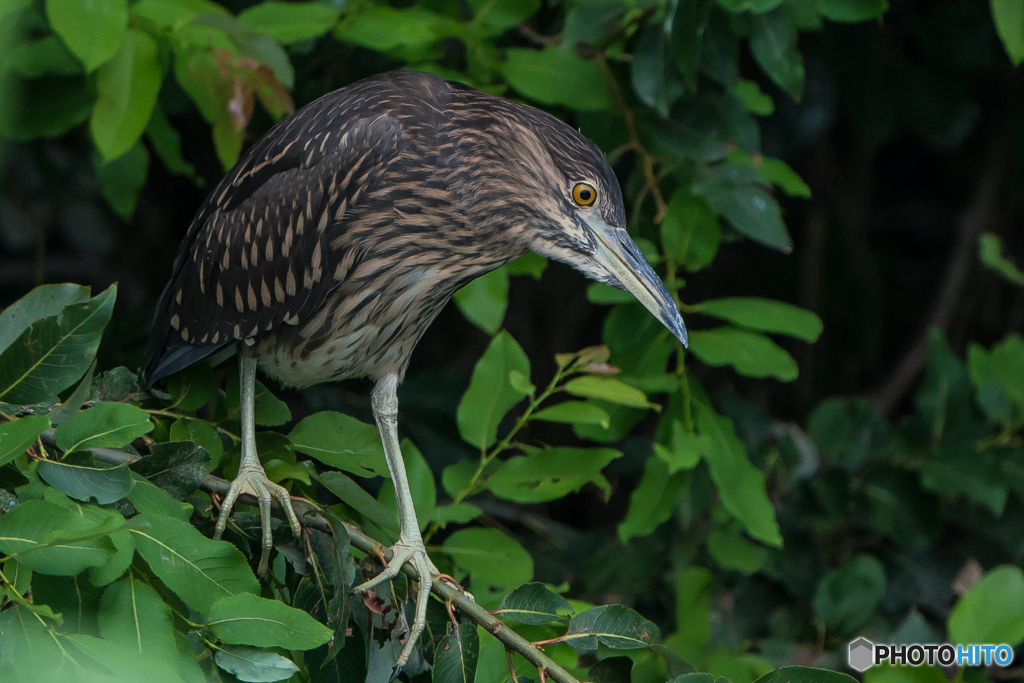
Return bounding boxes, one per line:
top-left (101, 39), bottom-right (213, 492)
top-left (212, 469), bottom-right (297, 575)
top-left (354, 540), bottom-right (440, 668)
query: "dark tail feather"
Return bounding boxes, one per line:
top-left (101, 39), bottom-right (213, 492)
top-left (143, 338), bottom-right (232, 389)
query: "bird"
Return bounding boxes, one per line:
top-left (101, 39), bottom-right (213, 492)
top-left (143, 69), bottom-right (687, 668)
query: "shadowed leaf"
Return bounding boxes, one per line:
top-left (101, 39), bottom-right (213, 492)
top-left (563, 604), bottom-right (661, 650)
top-left (497, 582), bottom-right (573, 625)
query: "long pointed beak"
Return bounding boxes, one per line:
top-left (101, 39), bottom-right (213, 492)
top-left (589, 222), bottom-right (688, 347)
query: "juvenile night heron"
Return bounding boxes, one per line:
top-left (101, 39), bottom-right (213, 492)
top-left (143, 70), bottom-right (687, 666)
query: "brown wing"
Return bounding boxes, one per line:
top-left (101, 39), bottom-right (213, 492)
top-left (144, 89), bottom-right (408, 387)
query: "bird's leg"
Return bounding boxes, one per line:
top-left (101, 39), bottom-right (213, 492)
top-left (356, 374), bottom-right (439, 668)
top-left (213, 356), bottom-right (302, 575)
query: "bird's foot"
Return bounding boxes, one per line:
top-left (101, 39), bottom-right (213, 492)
top-left (213, 465), bottom-right (302, 576)
top-left (355, 537), bottom-right (440, 668)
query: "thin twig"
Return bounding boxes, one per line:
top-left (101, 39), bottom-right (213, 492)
top-left (38, 432), bottom-right (581, 683)
top-left (872, 142), bottom-right (1006, 413)
top-left (595, 54), bottom-right (667, 223)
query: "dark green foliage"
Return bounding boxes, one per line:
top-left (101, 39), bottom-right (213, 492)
top-left (3, 1), bottom-right (1024, 683)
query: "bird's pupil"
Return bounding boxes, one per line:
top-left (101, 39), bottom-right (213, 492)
top-left (580, 189), bottom-right (591, 200)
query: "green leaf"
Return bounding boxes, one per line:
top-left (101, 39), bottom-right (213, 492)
top-left (442, 528), bottom-right (533, 608)
top-left (672, 0), bottom-right (714, 92)
top-left (131, 513), bottom-right (258, 615)
top-left (127, 474), bottom-right (193, 521)
top-left (532, 401), bottom-right (610, 428)
top-left (812, 555), bottom-right (886, 636)
top-left (88, 528), bottom-right (136, 586)
top-left (818, 0), bottom-right (888, 23)
top-left (563, 376), bottom-right (655, 409)
top-left (753, 667), bottom-right (857, 683)
top-left (718, 0), bottom-right (782, 12)
top-left (968, 335), bottom-right (1024, 415)
top-left (725, 186), bottom-right (792, 252)
top-left (319, 471), bottom-right (398, 533)
top-left (979, 233), bottom-right (1024, 286)
top-left (948, 565), bottom-right (1024, 646)
top-left (563, 604), bottom-right (661, 650)
top-left (99, 575), bottom-right (178, 665)
top-left (0, 285), bottom-right (116, 405)
top-left (169, 418), bottom-right (224, 465)
top-left (0, 415), bottom-right (50, 467)
top-left (130, 440), bottom-right (212, 500)
top-left (54, 401), bottom-right (153, 453)
top-left (168, 362), bottom-right (216, 414)
top-left (697, 404), bottom-right (782, 546)
top-left (992, 0), bottom-right (1024, 65)
top-left (707, 528), bottom-right (766, 574)
top-left (453, 267), bottom-right (509, 335)
top-left (563, 0), bottom-right (626, 47)
top-left (688, 327), bottom-right (798, 381)
top-left (0, 499), bottom-right (115, 575)
top-left (239, 1), bottom-right (339, 44)
top-left (7, 35), bottom-right (82, 78)
top-left (655, 421), bottom-right (708, 473)
top-left (632, 23), bottom-right (683, 117)
top-left (289, 411), bottom-right (388, 478)
top-left (91, 28), bottom-right (163, 162)
top-left (253, 379), bottom-right (290, 426)
top-left (732, 79), bottom-right (774, 116)
top-left (469, 0), bottom-right (538, 29)
top-left (46, 0), bottom-right (128, 71)
top-left (759, 157), bottom-right (811, 197)
top-left (807, 397), bottom-right (888, 466)
top-left (433, 619), bottom-right (480, 683)
top-left (96, 142), bottom-right (149, 220)
top-left (487, 447), bottom-right (621, 502)
top-left (335, 5), bottom-right (444, 51)
top-left (457, 331), bottom-right (531, 448)
top-left (145, 105), bottom-right (201, 183)
top-left (693, 298), bottom-right (822, 342)
top-left (215, 645), bottom-right (299, 682)
top-left (617, 456), bottom-right (685, 543)
top-left (674, 568), bottom-right (713, 656)
top-left (501, 48), bottom-right (613, 111)
top-left (37, 459), bottom-right (135, 505)
top-left (131, 0), bottom-right (228, 28)
top-left (208, 592), bottom-right (332, 650)
top-left (497, 582), bottom-right (573, 625)
top-left (749, 10), bottom-right (804, 99)
top-left (506, 252), bottom-right (548, 279)
top-left (0, 283), bottom-right (90, 356)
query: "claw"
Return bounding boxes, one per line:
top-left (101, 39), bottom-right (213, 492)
top-left (355, 538), bottom-right (439, 667)
top-left (213, 466), bottom-right (302, 575)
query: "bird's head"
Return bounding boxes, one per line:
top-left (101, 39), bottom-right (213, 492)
top-left (475, 102), bottom-right (688, 348)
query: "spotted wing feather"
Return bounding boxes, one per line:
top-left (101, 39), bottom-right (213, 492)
top-left (144, 96), bottom-right (405, 387)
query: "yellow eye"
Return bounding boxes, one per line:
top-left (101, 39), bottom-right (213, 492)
top-left (572, 182), bottom-right (597, 206)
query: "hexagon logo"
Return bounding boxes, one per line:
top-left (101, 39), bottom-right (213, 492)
top-left (849, 637), bottom-right (875, 672)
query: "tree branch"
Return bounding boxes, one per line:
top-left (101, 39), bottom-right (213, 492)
top-left (38, 431), bottom-right (581, 683)
top-left (872, 142), bottom-right (1006, 413)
